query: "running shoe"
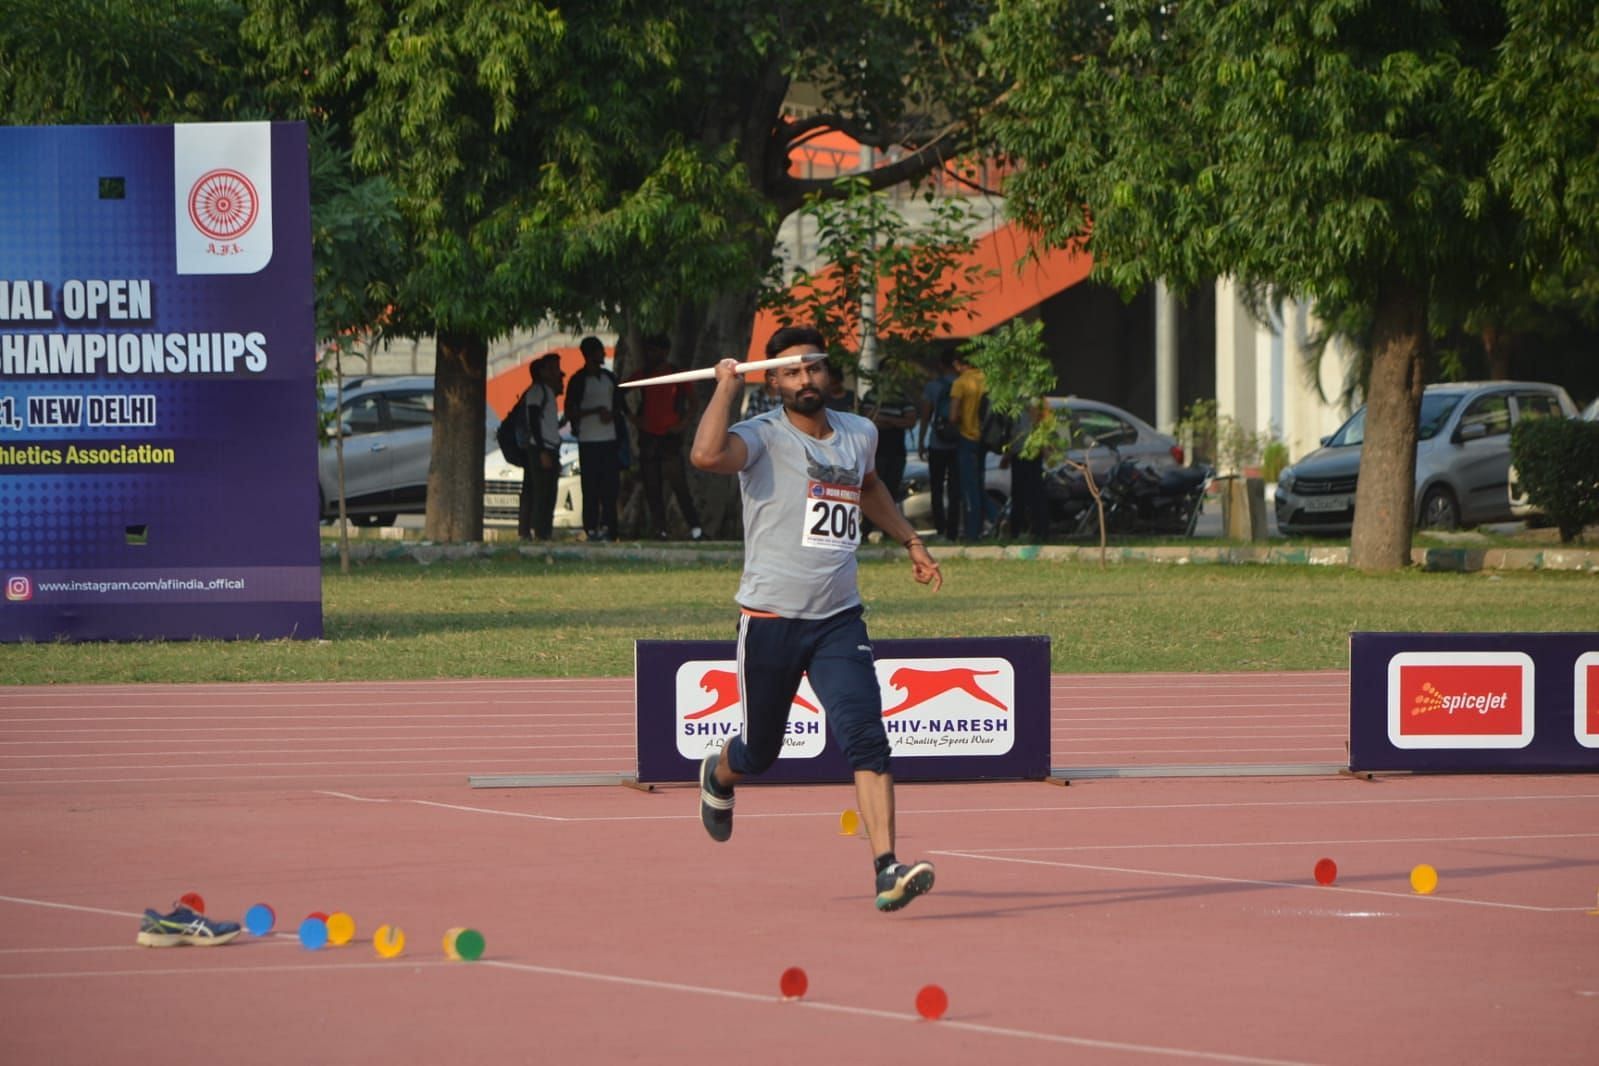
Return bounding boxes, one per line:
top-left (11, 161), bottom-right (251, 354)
top-left (874, 860), bottom-right (935, 912)
top-left (699, 752), bottom-right (734, 842)
top-left (136, 905), bottom-right (241, 947)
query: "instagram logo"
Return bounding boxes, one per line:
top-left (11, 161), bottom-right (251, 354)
top-left (5, 576), bottom-right (32, 602)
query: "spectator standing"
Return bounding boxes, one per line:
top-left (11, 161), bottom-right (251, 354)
top-left (627, 334), bottom-right (704, 541)
top-left (565, 336), bottom-right (623, 541)
top-left (859, 385), bottom-right (918, 503)
top-left (1005, 398), bottom-right (1052, 543)
top-left (917, 350), bottom-right (962, 541)
top-left (519, 353), bottom-right (566, 542)
top-left (948, 352), bottom-right (996, 541)
top-left (822, 360), bottom-right (856, 412)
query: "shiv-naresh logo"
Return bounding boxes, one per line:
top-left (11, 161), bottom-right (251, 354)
top-left (673, 661), bottom-right (826, 760)
top-left (1386, 652), bottom-right (1534, 749)
top-left (876, 658), bottom-right (1015, 758)
top-left (1576, 652), bottom-right (1599, 749)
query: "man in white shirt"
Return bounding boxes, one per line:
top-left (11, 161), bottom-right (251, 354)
top-left (689, 325), bottom-right (943, 912)
top-left (564, 336), bottom-right (622, 541)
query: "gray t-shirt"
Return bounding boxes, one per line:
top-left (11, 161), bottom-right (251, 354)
top-left (729, 408), bottom-right (878, 619)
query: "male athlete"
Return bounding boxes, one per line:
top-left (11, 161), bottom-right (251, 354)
top-left (689, 325), bottom-right (943, 911)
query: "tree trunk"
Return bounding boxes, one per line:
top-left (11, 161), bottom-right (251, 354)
top-left (424, 330), bottom-right (488, 542)
top-left (1481, 323), bottom-right (1514, 380)
top-left (671, 285), bottom-right (763, 539)
top-left (1349, 282), bottom-right (1427, 571)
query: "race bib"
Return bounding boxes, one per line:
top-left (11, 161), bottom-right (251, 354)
top-left (801, 480), bottom-right (862, 551)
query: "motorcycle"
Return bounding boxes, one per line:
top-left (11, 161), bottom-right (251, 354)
top-left (1049, 443), bottom-right (1213, 537)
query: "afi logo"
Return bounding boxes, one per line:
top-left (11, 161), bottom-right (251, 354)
top-left (5, 575), bottom-right (31, 602)
top-left (1387, 652), bottom-right (1533, 750)
top-left (884, 667), bottom-right (1008, 716)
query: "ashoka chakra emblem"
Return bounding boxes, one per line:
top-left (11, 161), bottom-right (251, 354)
top-left (188, 169), bottom-right (260, 240)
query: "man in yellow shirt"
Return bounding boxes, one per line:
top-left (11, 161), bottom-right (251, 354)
top-left (948, 353), bottom-right (994, 540)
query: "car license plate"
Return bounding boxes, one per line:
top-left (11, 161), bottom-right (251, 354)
top-left (1302, 495), bottom-right (1349, 513)
top-left (485, 492), bottom-right (519, 509)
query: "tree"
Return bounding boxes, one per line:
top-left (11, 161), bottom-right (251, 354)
top-left (986, 0), bottom-right (1582, 569)
top-left (767, 177), bottom-right (992, 402)
top-left (244, 0), bottom-right (1001, 539)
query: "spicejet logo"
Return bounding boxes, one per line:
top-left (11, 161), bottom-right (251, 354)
top-left (673, 661), bottom-right (825, 760)
top-left (1576, 652), bottom-right (1599, 749)
top-left (1386, 652), bottom-right (1534, 750)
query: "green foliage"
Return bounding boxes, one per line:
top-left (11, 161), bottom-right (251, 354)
top-left (1261, 440), bottom-right (1291, 484)
top-left (1174, 398), bottom-right (1277, 475)
top-left (767, 177), bottom-right (991, 400)
top-left (1510, 417), bottom-right (1599, 543)
top-left (0, 0), bottom-right (258, 123)
top-left (959, 319), bottom-right (1061, 461)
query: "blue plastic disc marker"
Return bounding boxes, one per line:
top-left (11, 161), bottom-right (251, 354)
top-left (244, 903), bottom-right (276, 937)
top-left (298, 916), bottom-right (329, 950)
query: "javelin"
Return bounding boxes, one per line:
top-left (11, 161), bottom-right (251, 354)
top-left (618, 351), bottom-right (825, 388)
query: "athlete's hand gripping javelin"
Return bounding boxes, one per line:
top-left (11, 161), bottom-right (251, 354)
top-left (690, 355), bottom-right (942, 593)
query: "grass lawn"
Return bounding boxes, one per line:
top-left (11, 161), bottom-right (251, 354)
top-left (4, 554), bottom-right (1594, 685)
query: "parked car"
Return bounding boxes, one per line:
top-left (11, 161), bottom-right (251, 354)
top-left (899, 396), bottom-right (1186, 534)
top-left (1275, 380), bottom-right (1578, 535)
top-left (318, 375), bottom-right (496, 526)
top-left (1507, 391), bottom-right (1597, 519)
top-left (483, 435), bottom-right (582, 530)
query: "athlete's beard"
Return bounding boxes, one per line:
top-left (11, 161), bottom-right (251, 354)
top-left (784, 389), bottom-right (824, 415)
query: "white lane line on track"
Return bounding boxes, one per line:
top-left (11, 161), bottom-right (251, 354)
top-left (0, 717), bottom-right (629, 730)
top-left (952, 831), bottom-right (1599, 853)
top-left (311, 789), bottom-right (1599, 825)
top-left (929, 851), bottom-right (1593, 914)
top-left (1052, 746), bottom-right (1348, 756)
top-left (0, 743), bottom-right (633, 758)
top-left (0, 701), bottom-right (633, 716)
top-left (477, 960), bottom-right (1317, 1066)
top-left (0, 942), bottom-right (1310, 1064)
top-left (0, 895), bottom-right (141, 919)
top-left (314, 790), bottom-right (568, 821)
top-left (0, 755), bottom-right (629, 773)
top-left (0, 767), bottom-right (626, 785)
top-left (0, 961), bottom-right (453, 980)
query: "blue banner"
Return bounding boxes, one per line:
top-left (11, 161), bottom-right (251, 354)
top-left (1349, 632), bottom-right (1599, 772)
top-left (635, 636), bottom-right (1051, 783)
top-left (0, 123), bottom-right (320, 640)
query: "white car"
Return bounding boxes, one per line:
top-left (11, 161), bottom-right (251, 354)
top-left (483, 437), bottom-right (583, 530)
top-left (1507, 391), bottom-right (1597, 519)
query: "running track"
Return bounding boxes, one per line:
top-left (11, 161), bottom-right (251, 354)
top-left (2, 673), bottom-right (1595, 1065)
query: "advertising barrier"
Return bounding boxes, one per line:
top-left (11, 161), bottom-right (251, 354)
top-left (635, 636), bottom-right (1050, 784)
top-left (0, 122), bottom-right (320, 641)
top-left (1349, 632), bottom-right (1599, 772)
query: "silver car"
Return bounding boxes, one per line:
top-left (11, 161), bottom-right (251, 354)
top-left (318, 375), bottom-right (496, 526)
top-left (1276, 380), bottom-right (1577, 534)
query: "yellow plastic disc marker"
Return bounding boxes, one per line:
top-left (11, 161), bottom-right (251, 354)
top-left (443, 927), bottom-right (465, 960)
top-left (1410, 864), bottom-right (1439, 895)
top-left (374, 924), bottom-right (406, 959)
top-left (326, 911), bottom-right (356, 946)
top-left (839, 809), bottom-right (860, 836)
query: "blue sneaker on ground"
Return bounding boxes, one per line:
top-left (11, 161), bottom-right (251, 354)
top-left (875, 860), bottom-right (935, 912)
top-left (137, 905), bottom-right (241, 947)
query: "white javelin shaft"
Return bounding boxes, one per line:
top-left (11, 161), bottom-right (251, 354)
top-left (617, 351), bottom-right (824, 388)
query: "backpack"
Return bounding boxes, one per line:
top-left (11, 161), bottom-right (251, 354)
top-left (496, 393), bottom-right (530, 468)
top-left (978, 394), bottom-right (1017, 454)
